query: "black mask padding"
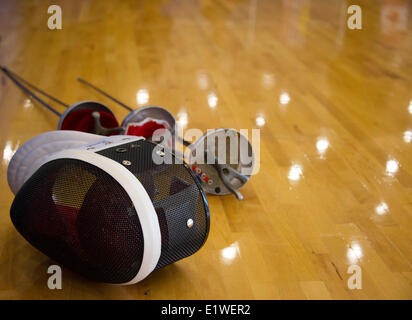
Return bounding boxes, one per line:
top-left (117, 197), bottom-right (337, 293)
top-left (10, 159), bottom-right (144, 284)
top-left (96, 140), bottom-right (210, 269)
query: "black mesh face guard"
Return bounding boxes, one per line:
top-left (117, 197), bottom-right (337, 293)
top-left (10, 138), bottom-right (210, 284)
top-left (10, 159), bottom-right (145, 284)
top-left (96, 140), bottom-right (210, 270)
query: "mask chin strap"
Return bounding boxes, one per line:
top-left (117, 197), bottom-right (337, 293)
top-left (92, 112), bottom-right (125, 136)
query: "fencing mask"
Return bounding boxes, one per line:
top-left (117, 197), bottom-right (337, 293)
top-left (7, 130), bottom-right (210, 284)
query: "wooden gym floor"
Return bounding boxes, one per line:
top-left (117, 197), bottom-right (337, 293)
top-left (0, 0), bottom-right (411, 299)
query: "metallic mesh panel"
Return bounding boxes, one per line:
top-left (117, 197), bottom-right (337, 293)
top-left (97, 139), bottom-right (210, 269)
top-left (10, 159), bottom-right (144, 284)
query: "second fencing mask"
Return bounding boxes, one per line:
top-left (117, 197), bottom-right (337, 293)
top-left (7, 131), bottom-right (210, 284)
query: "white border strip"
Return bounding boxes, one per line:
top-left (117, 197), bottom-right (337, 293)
top-left (29, 149), bottom-right (161, 285)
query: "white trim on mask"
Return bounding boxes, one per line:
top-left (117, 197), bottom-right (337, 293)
top-left (8, 131), bottom-right (103, 195)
